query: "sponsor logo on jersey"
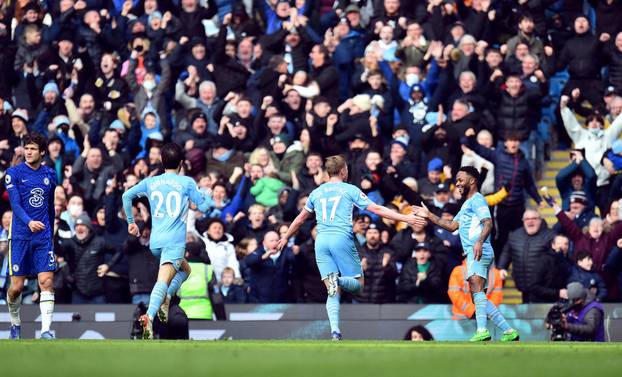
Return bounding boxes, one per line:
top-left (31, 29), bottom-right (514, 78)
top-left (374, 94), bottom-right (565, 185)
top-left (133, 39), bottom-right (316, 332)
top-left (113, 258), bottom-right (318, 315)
top-left (29, 188), bottom-right (45, 208)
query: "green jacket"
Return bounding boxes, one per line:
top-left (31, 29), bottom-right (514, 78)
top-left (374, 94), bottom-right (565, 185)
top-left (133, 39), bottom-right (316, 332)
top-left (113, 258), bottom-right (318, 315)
top-left (250, 177), bottom-right (285, 207)
top-left (271, 141), bottom-right (305, 184)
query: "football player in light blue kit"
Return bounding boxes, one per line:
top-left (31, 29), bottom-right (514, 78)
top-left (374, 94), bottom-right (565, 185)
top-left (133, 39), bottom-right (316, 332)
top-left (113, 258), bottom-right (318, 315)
top-left (122, 143), bottom-right (212, 339)
top-left (277, 155), bottom-right (421, 340)
top-left (413, 166), bottom-right (519, 341)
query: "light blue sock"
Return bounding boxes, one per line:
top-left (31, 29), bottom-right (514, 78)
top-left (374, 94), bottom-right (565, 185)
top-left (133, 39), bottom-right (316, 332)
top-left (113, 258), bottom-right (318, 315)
top-left (338, 277), bottom-right (361, 294)
top-left (473, 292), bottom-right (488, 331)
top-left (486, 300), bottom-right (512, 332)
top-left (146, 282), bottom-right (168, 319)
top-left (167, 271), bottom-right (188, 297)
top-left (326, 293), bottom-right (340, 333)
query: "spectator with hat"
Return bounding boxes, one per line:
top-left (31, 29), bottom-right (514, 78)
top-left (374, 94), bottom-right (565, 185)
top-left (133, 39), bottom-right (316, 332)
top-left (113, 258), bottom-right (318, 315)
top-left (569, 250), bottom-right (607, 302)
top-left (553, 190), bottom-right (596, 232)
top-left (396, 242), bottom-right (447, 304)
top-left (418, 157), bottom-right (444, 200)
top-left (270, 133), bottom-right (304, 185)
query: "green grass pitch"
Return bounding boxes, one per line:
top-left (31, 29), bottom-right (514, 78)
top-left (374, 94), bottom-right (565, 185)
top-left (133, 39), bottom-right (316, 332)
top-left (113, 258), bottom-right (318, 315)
top-left (1, 340), bottom-right (620, 377)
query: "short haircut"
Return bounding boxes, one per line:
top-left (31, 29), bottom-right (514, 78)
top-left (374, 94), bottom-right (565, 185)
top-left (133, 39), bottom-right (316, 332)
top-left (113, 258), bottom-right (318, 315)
top-left (575, 250), bottom-right (592, 262)
top-left (325, 155), bottom-right (347, 177)
top-left (23, 132), bottom-right (47, 152)
top-left (222, 267), bottom-right (235, 277)
top-left (458, 166), bottom-right (480, 182)
top-left (160, 142), bottom-right (184, 169)
top-left (248, 204), bottom-right (266, 214)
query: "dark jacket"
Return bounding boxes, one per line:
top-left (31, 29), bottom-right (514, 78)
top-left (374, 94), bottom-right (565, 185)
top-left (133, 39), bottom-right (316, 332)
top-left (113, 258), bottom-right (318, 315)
top-left (396, 257), bottom-right (446, 303)
top-left (358, 243), bottom-right (397, 304)
top-left (293, 238), bottom-right (327, 303)
top-left (464, 136), bottom-right (542, 206)
top-left (499, 222), bottom-right (556, 293)
top-left (569, 265), bottom-right (607, 301)
top-left (603, 42), bottom-right (622, 92)
top-left (528, 249), bottom-right (572, 303)
top-left (123, 236), bottom-right (158, 295)
top-left (244, 246), bottom-right (295, 303)
top-left (557, 32), bottom-right (603, 80)
top-left (221, 284), bottom-right (247, 304)
top-left (310, 62), bottom-right (340, 107)
top-left (495, 88), bottom-right (543, 141)
top-left (555, 160), bottom-right (597, 211)
top-left (212, 25), bottom-right (251, 97)
top-left (58, 232), bottom-right (121, 298)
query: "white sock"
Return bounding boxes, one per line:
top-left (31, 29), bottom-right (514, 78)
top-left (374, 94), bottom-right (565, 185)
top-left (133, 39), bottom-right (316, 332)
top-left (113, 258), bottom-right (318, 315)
top-left (7, 293), bottom-right (22, 326)
top-left (39, 291), bottom-right (55, 333)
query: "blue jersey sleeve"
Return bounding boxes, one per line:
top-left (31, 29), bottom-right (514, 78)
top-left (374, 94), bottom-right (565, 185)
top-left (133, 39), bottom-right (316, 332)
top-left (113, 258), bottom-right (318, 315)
top-left (474, 195), bottom-right (491, 220)
top-left (4, 168), bottom-right (32, 225)
top-left (122, 179), bottom-right (149, 224)
top-left (185, 178), bottom-right (214, 213)
top-left (350, 186), bottom-right (372, 210)
top-left (304, 191), bottom-right (315, 212)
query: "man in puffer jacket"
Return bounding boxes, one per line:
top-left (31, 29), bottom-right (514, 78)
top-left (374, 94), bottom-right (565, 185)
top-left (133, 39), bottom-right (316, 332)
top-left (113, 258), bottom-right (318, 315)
top-left (57, 214), bottom-right (121, 304)
top-left (498, 208), bottom-right (556, 303)
top-left (357, 224), bottom-right (397, 304)
top-left (560, 95), bottom-right (622, 212)
top-left (462, 128), bottom-right (543, 254)
top-left (200, 218), bottom-right (240, 283)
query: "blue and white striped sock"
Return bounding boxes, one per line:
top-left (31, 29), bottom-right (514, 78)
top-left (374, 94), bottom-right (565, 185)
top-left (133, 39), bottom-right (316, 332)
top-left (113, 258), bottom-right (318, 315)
top-left (146, 282), bottom-right (168, 319)
top-left (167, 271), bottom-right (188, 297)
top-left (473, 292), bottom-right (488, 331)
top-left (486, 300), bottom-right (512, 332)
top-left (326, 293), bottom-right (341, 333)
top-left (338, 277), bottom-right (361, 294)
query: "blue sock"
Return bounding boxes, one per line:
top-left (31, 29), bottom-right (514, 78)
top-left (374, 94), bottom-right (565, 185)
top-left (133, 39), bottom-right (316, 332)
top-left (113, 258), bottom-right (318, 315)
top-left (167, 271), bottom-right (188, 297)
top-left (473, 292), bottom-right (488, 331)
top-left (326, 293), bottom-right (340, 333)
top-left (146, 282), bottom-right (168, 319)
top-left (486, 300), bottom-right (512, 332)
top-left (338, 277), bottom-right (361, 294)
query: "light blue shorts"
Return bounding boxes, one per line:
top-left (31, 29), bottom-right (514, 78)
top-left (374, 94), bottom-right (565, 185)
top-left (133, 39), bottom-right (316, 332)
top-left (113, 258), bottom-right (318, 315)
top-left (465, 245), bottom-right (494, 290)
top-left (151, 246), bottom-right (184, 271)
top-left (315, 233), bottom-right (363, 280)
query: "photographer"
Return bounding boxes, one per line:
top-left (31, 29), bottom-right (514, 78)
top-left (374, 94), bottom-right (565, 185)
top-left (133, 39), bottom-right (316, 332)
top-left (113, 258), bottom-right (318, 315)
top-left (560, 282), bottom-right (606, 342)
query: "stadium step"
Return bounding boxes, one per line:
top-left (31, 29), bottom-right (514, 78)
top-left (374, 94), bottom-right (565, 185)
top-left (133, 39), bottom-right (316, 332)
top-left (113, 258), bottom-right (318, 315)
top-left (502, 149), bottom-right (571, 304)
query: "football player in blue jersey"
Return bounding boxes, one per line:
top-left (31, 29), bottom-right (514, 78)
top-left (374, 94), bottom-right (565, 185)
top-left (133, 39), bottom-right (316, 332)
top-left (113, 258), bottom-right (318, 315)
top-left (122, 143), bottom-right (213, 339)
top-left (413, 166), bottom-right (520, 341)
top-left (277, 155), bottom-right (423, 340)
top-left (4, 132), bottom-right (57, 339)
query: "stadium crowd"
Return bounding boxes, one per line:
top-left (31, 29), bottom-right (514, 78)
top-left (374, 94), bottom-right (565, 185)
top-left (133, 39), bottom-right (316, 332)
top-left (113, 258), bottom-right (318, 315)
top-left (0, 0), bottom-right (622, 317)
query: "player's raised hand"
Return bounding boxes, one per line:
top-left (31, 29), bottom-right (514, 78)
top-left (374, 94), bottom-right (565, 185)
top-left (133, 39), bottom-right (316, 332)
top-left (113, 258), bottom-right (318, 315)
top-left (276, 237), bottom-right (288, 252)
top-left (128, 223), bottom-right (140, 237)
top-left (473, 240), bottom-right (483, 261)
top-left (28, 221), bottom-right (45, 233)
top-left (411, 202), bottom-right (430, 219)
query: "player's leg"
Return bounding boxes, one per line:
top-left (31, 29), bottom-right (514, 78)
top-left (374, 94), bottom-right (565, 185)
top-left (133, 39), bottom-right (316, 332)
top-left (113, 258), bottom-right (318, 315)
top-left (160, 259), bottom-right (192, 323)
top-left (7, 276), bottom-right (25, 339)
top-left (6, 239), bottom-right (29, 339)
top-left (315, 236), bottom-right (341, 339)
top-left (34, 239), bottom-right (57, 339)
top-left (468, 275), bottom-right (492, 341)
top-left (332, 237), bottom-right (364, 294)
top-left (37, 272), bottom-right (55, 339)
top-left (141, 263), bottom-right (177, 339)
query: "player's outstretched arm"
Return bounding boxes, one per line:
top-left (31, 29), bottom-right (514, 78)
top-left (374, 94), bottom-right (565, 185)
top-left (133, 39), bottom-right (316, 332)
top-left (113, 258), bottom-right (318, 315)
top-left (412, 202), bottom-right (459, 232)
top-left (121, 180), bottom-right (148, 236)
top-left (366, 203), bottom-right (425, 227)
top-left (277, 208), bottom-right (312, 251)
top-left (187, 181), bottom-right (215, 213)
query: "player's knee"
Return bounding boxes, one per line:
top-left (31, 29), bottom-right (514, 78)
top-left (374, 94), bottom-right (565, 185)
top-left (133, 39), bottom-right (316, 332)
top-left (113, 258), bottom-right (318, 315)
top-left (468, 279), bottom-right (483, 293)
top-left (38, 276), bottom-right (54, 292)
top-left (8, 281), bottom-right (24, 298)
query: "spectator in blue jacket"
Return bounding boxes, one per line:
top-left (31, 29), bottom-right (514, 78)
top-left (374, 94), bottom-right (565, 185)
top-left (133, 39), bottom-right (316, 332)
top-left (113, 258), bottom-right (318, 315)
top-left (220, 266), bottom-right (247, 303)
top-left (569, 250), bottom-right (607, 302)
top-left (244, 230), bottom-right (295, 303)
top-left (556, 150), bottom-right (597, 212)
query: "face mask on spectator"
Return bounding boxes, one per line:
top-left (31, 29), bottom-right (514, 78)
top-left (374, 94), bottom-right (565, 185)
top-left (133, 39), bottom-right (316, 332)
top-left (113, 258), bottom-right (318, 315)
top-left (406, 73), bottom-right (419, 86)
top-left (69, 204), bottom-right (83, 218)
top-left (588, 128), bottom-right (603, 137)
top-left (143, 80), bottom-right (156, 91)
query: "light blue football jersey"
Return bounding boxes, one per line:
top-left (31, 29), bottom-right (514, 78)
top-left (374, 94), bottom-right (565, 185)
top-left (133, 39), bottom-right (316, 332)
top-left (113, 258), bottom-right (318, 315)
top-left (122, 173), bottom-right (211, 249)
top-left (305, 182), bottom-right (372, 238)
top-left (455, 192), bottom-right (492, 251)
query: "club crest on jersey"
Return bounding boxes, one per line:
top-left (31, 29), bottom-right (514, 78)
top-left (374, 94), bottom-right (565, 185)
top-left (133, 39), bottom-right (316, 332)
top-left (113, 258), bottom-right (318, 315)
top-left (360, 192), bottom-right (368, 200)
top-left (4, 174), bottom-right (10, 184)
top-left (12, 264), bottom-right (19, 272)
top-left (29, 188), bottom-right (45, 208)
top-left (44, 177), bottom-right (50, 185)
